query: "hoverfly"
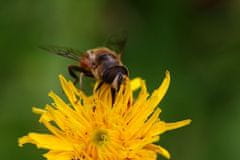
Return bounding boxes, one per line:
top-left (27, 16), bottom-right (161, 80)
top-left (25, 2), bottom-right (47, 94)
top-left (40, 36), bottom-right (128, 93)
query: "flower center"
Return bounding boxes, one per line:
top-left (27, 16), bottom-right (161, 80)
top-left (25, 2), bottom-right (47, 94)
top-left (92, 129), bottom-right (109, 146)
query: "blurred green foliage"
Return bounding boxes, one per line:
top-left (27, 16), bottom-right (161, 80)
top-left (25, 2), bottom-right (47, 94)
top-left (1, 0), bottom-right (240, 160)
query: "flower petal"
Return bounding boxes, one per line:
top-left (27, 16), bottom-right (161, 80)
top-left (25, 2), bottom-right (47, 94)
top-left (18, 133), bottom-right (73, 151)
top-left (125, 71), bottom-right (170, 137)
top-left (164, 119), bottom-right (192, 132)
top-left (150, 119), bottom-right (192, 136)
top-left (44, 151), bottom-right (73, 160)
top-left (138, 108), bottom-right (162, 137)
top-left (128, 149), bottom-right (157, 160)
top-left (32, 107), bottom-right (46, 114)
top-left (130, 77), bottom-right (142, 91)
top-left (144, 144), bottom-right (170, 159)
top-left (59, 75), bottom-right (79, 108)
top-left (146, 70), bottom-right (170, 114)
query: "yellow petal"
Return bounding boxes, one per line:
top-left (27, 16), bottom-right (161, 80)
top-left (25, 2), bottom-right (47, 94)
top-left (146, 70), bottom-right (170, 112)
top-left (130, 77), bottom-right (142, 91)
top-left (157, 70), bottom-right (170, 98)
top-left (138, 108), bottom-right (162, 137)
top-left (144, 144), bottom-right (171, 159)
top-left (48, 91), bottom-right (72, 112)
top-left (18, 133), bottom-right (73, 151)
top-left (125, 71), bottom-right (170, 136)
top-left (32, 107), bottom-right (46, 114)
top-left (39, 120), bottom-right (63, 137)
top-left (127, 148), bottom-right (157, 160)
top-left (32, 106), bottom-right (53, 122)
top-left (44, 151), bottom-right (73, 160)
top-left (150, 119), bottom-right (192, 136)
top-left (59, 75), bottom-right (78, 107)
top-left (124, 79), bottom-right (148, 123)
top-left (165, 119), bottom-right (192, 132)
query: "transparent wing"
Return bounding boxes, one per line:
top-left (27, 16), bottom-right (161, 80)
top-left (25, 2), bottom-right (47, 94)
top-left (103, 31), bottom-right (128, 54)
top-left (39, 45), bottom-right (83, 61)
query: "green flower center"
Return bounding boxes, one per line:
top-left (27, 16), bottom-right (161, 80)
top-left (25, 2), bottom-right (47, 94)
top-left (92, 129), bottom-right (109, 146)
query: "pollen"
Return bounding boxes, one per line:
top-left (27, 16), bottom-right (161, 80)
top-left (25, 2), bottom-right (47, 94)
top-left (18, 71), bottom-right (191, 160)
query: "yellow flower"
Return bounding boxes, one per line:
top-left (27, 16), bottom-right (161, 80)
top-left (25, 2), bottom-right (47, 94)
top-left (18, 71), bottom-right (191, 160)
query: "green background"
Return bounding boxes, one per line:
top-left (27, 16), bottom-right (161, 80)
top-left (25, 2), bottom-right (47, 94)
top-left (1, 0), bottom-right (240, 160)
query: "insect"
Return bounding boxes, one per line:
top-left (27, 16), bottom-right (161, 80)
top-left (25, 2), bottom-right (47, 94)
top-left (40, 44), bottom-right (129, 92)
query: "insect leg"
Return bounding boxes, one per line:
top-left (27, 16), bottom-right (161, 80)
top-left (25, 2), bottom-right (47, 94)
top-left (95, 81), bottom-right (104, 91)
top-left (79, 72), bottom-right (84, 89)
top-left (111, 88), bottom-right (116, 105)
top-left (68, 65), bottom-right (93, 85)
